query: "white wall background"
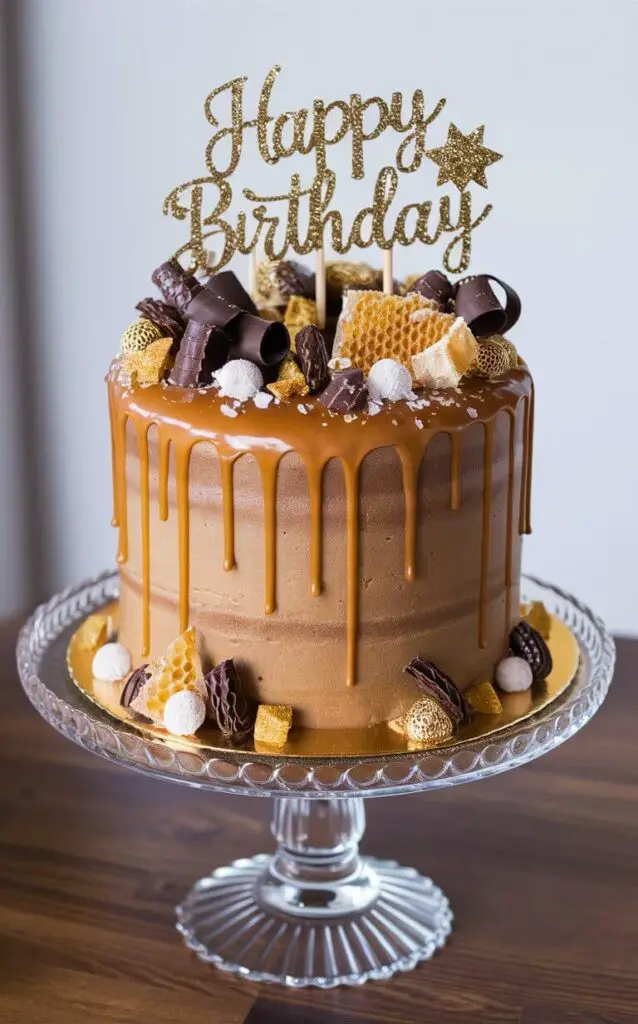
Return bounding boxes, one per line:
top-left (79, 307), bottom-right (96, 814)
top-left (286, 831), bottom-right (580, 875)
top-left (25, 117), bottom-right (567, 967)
top-left (1, 0), bottom-right (636, 633)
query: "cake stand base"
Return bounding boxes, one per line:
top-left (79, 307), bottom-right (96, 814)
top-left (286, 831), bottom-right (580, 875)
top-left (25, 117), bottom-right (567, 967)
top-left (176, 797), bottom-right (452, 987)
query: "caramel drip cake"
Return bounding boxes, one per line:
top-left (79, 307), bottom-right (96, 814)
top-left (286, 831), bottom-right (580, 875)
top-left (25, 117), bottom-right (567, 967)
top-left (87, 262), bottom-right (552, 749)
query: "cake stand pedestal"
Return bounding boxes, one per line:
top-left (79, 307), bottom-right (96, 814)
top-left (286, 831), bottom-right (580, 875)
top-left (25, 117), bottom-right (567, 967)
top-left (16, 572), bottom-right (615, 989)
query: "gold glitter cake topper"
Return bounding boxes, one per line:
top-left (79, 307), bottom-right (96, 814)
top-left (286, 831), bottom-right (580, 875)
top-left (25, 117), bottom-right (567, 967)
top-left (164, 66), bottom-right (502, 280)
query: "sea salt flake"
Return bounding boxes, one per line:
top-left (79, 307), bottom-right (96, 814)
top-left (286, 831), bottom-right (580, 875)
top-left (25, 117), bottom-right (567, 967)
top-left (467, 407), bottom-right (478, 419)
top-left (297, 403), bottom-right (309, 414)
top-left (253, 391), bottom-right (274, 409)
top-left (415, 418), bottom-right (424, 430)
top-left (220, 404), bottom-right (238, 418)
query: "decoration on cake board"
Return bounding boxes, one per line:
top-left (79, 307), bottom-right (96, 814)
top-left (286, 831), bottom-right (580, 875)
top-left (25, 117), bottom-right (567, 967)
top-left (162, 66), bottom-right (503, 326)
top-left (67, 603), bottom-right (580, 760)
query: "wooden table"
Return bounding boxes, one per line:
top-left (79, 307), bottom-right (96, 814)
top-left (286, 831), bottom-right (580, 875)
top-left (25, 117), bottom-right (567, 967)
top-left (1, 620), bottom-right (636, 1024)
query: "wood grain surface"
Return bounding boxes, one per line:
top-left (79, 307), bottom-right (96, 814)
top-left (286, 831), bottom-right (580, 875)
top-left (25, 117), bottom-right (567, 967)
top-left (0, 619), bottom-right (636, 1024)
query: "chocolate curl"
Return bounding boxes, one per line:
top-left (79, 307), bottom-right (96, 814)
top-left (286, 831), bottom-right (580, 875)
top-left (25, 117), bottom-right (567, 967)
top-left (410, 270), bottom-right (455, 309)
top-left (186, 271), bottom-right (289, 371)
top-left (274, 260), bottom-right (315, 299)
top-left (455, 275), bottom-right (521, 338)
top-left (152, 259), bottom-right (201, 314)
top-left (206, 270), bottom-right (259, 316)
top-left (135, 297), bottom-right (184, 341)
top-left (169, 321), bottom-right (218, 386)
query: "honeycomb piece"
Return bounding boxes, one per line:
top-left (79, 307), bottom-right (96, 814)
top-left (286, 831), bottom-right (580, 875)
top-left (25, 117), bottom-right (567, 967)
top-left (469, 336), bottom-right (510, 380)
top-left (76, 613), bottom-right (108, 653)
top-left (130, 626), bottom-right (205, 725)
top-left (123, 336), bottom-right (174, 385)
top-left (119, 318), bottom-right (163, 355)
top-left (335, 291), bottom-right (455, 375)
top-left (412, 317), bottom-right (478, 389)
top-left (283, 296), bottom-right (318, 351)
top-left (267, 355), bottom-right (309, 401)
top-left (465, 680), bottom-right (503, 714)
top-left (254, 704), bottom-right (293, 747)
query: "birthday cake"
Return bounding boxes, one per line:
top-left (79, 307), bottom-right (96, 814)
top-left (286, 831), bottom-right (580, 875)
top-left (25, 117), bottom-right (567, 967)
top-left (74, 71), bottom-right (557, 751)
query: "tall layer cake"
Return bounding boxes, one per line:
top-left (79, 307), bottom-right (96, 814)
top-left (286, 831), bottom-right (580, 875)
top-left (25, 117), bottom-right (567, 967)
top-left (86, 260), bottom-right (550, 750)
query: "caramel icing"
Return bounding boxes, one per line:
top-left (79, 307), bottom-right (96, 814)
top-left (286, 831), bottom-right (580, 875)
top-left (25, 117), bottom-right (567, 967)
top-left (108, 366), bottom-right (533, 679)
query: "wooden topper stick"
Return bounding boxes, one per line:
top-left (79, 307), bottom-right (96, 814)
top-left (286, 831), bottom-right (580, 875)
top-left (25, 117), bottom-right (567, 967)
top-left (383, 248), bottom-right (393, 295)
top-left (248, 250), bottom-right (258, 303)
top-left (315, 246), bottom-right (326, 328)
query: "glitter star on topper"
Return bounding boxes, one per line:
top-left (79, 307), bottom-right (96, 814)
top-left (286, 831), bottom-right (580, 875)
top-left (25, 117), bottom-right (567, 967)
top-left (426, 124), bottom-right (502, 192)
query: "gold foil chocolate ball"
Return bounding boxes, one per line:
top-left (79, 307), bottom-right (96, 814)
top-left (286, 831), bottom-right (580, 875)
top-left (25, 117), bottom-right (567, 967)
top-left (470, 336), bottom-right (511, 379)
top-left (405, 696), bottom-right (454, 743)
top-left (120, 317), bottom-right (163, 355)
top-left (326, 260), bottom-right (382, 295)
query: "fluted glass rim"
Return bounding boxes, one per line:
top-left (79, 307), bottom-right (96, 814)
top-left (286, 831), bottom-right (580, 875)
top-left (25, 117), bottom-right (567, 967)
top-left (16, 570), bottom-right (615, 798)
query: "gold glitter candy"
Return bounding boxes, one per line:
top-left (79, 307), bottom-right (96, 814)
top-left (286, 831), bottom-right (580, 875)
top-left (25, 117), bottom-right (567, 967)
top-left (76, 614), bottom-right (108, 653)
top-left (254, 703), bottom-right (293, 747)
top-left (523, 601), bottom-right (552, 640)
top-left (119, 318), bottom-right (163, 355)
top-left (123, 337), bottom-right (174, 385)
top-left (267, 355), bottom-right (310, 400)
top-left (425, 124), bottom-right (502, 192)
top-left (465, 681), bottom-right (503, 714)
top-left (283, 296), bottom-right (317, 350)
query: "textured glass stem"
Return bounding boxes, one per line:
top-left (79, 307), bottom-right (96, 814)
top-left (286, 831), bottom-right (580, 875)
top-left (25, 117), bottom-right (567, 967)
top-left (258, 798), bottom-right (379, 917)
top-left (270, 797), bottom-right (366, 885)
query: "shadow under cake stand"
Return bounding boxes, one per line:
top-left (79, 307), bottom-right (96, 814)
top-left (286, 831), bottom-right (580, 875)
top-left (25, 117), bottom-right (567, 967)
top-left (17, 572), bottom-right (615, 989)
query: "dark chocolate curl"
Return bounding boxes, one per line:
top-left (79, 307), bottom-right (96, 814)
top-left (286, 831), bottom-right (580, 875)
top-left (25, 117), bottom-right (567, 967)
top-left (152, 259), bottom-right (200, 314)
top-left (296, 325), bottom-right (329, 392)
top-left (206, 270), bottom-right (259, 316)
top-left (455, 275), bottom-right (521, 338)
top-left (228, 315), bottom-right (290, 368)
top-left (411, 270), bottom-right (455, 308)
top-left (186, 271), bottom-right (289, 370)
top-left (169, 320), bottom-right (214, 386)
top-left (319, 368), bottom-right (367, 414)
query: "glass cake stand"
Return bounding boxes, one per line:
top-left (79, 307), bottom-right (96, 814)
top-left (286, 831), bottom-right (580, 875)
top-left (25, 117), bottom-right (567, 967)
top-left (16, 571), bottom-right (615, 989)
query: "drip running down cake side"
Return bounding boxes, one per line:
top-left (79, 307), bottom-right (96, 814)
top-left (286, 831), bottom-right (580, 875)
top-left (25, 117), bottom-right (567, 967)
top-left (85, 258), bottom-right (553, 750)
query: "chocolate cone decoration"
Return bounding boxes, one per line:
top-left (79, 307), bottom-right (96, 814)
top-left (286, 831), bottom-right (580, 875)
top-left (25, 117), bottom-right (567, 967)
top-left (152, 259), bottom-right (201, 315)
top-left (455, 274), bottom-right (521, 338)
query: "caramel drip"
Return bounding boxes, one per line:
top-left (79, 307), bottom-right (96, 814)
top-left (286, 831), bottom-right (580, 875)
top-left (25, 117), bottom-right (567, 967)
top-left (175, 443), bottom-right (192, 632)
top-left (158, 430), bottom-right (170, 522)
top-left (113, 411), bottom-right (129, 564)
top-left (504, 408), bottom-right (516, 631)
top-left (397, 443), bottom-right (423, 582)
top-left (108, 383), bottom-right (120, 528)
top-left (135, 421), bottom-right (151, 656)
top-left (108, 368), bottom-right (533, 687)
top-left (307, 459), bottom-right (324, 597)
top-left (524, 381), bottom-right (535, 534)
top-left (479, 419), bottom-right (495, 649)
top-left (259, 454), bottom-right (281, 615)
top-left (219, 453), bottom-right (237, 572)
top-left (343, 460), bottom-right (361, 687)
top-left (450, 431), bottom-right (461, 511)
top-left (519, 391), bottom-right (534, 535)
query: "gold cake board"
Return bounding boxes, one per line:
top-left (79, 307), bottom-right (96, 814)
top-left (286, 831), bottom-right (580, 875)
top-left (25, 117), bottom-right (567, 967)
top-left (67, 602), bottom-right (580, 760)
